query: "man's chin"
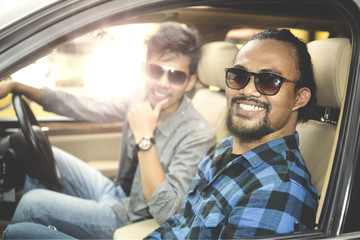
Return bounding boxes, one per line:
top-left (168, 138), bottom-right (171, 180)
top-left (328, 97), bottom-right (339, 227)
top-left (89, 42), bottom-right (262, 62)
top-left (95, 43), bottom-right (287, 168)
top-left (233, 126), bottom-right (274, 142)
top-left (161, 100), bottom-right (181, 113)
top-left (149, 99), bottom-right (170, 110)
top-left (227, 117), bottom-right (274, 142)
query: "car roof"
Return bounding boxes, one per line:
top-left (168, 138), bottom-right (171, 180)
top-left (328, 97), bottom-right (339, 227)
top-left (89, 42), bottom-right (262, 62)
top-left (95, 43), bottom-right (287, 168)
top-left (118, 4), bottom-right (350, 43)
top-left (0, 0), bottom-right (59, 30)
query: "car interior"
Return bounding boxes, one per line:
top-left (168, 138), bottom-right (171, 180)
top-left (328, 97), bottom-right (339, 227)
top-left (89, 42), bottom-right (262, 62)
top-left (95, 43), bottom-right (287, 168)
top-left (0, 1), bottom-right (355, 238)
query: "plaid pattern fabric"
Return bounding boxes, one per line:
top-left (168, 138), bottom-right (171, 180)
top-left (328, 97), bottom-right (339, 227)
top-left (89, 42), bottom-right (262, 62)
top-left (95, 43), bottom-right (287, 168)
top-left (146, 133), bottom-right (318, 239)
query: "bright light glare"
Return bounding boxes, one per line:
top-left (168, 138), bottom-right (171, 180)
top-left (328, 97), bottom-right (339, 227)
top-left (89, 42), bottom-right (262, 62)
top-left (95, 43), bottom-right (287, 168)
top-left (9, 24), bottom-right (157, 100)
top-left (83, 24), bottom-right (157, 97)
top-left (11, 56), bottom-right (54, 88)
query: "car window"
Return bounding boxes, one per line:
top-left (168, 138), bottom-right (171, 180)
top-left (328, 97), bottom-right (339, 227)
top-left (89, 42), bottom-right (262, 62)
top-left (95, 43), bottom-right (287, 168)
top-left (0, 23), bottom-right (157, 119)
top-left (0, 23), bottom-right (331, 121)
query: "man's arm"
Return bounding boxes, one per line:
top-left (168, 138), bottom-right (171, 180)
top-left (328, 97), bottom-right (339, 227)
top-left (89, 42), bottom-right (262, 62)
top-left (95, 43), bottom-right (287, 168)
top-left (127, 100), bottom-right (167, 201)
top-left (42, 87), bottom-right (129, 122)
top-left (0, 80), bottom-right (129, 122)
top-left (127, 100), bottom-right (216, 223)
top-left (0, 81), bottom-right (42, 104)
top-left (146, 131), bottom-right (215, 224)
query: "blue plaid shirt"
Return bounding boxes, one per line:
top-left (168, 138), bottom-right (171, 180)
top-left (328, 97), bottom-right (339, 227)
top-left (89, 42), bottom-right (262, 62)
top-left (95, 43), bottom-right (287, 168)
top-left (145, 133), bottom-right (318, 239)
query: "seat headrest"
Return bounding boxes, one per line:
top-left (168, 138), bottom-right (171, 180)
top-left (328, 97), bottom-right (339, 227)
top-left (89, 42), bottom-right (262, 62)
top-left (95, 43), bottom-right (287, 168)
top-left (307, 38), bottom-right (351, 109)
top-left (197, 41), bottom-right (239, 90)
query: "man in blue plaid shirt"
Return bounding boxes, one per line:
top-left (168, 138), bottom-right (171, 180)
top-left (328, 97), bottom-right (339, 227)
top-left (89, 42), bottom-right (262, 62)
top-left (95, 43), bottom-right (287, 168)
top-left (145, 29), bottom-right (318, 239)
top-left (2, 29), bottom-right (318, 239)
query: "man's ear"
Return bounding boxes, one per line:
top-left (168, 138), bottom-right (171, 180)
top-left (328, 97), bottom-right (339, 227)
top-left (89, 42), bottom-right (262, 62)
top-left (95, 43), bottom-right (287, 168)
top-left (292, 87), bottom-right (311, 111)
top-left (185, 74), bottom-right (197, 92)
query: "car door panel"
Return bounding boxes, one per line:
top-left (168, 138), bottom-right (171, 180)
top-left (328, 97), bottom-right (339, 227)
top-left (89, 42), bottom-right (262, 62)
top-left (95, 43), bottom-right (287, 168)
top-left (42, 121), bottom-right (122, 179)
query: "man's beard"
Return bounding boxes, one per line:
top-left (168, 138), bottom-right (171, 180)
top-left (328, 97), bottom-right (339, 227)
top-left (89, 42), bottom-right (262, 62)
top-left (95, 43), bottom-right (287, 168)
top-left (226, 97), bottom-right (275, 142)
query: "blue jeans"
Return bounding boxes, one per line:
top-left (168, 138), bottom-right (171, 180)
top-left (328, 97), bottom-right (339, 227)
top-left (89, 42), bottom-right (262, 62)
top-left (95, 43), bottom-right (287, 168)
top-left (11, 147), bottom-right (126, 239)
top-left (4, 222), bottom-right (75, 239)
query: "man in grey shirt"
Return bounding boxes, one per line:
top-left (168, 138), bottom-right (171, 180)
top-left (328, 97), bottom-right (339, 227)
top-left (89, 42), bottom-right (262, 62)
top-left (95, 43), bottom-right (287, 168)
top-left (0, 22), bottom-right (216, 239)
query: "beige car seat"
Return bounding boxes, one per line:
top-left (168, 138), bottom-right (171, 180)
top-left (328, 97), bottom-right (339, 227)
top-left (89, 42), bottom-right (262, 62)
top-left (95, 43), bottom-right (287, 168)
top-left (298, 38), bottom-right (351, 224)
top-left (192, 41), bottom-right (238, 141)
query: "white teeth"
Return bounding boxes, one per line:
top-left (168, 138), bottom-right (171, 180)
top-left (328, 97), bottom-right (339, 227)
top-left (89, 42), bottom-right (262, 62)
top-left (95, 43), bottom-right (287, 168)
top-left (154, 91), bottom-right (167, 97)
top-left (239, 103), bottom-right (264, 111)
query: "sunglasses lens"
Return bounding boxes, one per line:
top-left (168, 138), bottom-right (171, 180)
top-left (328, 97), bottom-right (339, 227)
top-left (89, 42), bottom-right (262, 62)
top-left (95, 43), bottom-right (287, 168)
top-left (256, 74), bottom-right (282, 95)
top-left (147, 64), bottom-right (188, 85)
top-left (226, 68), bottom-right (248, 89)
top-left (168, 70), bottom-right (187, 85)
top-left (147, 64), bottom-right (164, 79)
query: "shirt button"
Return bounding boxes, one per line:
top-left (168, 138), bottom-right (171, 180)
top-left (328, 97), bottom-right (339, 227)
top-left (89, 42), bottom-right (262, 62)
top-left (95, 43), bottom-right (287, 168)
top-left (181, 223), bottom-right (186, 228)
top-left (201, 191), bottom-right (206, 197)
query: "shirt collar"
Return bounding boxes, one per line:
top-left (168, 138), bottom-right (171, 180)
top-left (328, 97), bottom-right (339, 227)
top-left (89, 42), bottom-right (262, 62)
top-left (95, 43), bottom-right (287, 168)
top-left (213, 132), bottom-right (300, 168)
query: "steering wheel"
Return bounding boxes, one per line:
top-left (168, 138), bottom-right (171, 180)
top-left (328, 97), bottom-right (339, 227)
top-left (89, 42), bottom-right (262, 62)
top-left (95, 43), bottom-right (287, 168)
top-left (12, 93), bottom-right (62, 191)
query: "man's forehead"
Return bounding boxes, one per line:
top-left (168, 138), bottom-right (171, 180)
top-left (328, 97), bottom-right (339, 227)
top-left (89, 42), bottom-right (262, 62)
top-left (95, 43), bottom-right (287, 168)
top-left (147, 50), bottom-right (191, 73)
top-left (235, 39), bottom-right (297, 59)
top-left (235, 40), bottom-right (297, 66)
top-left (148, 51), bottom-right (177, 61)
top-left (148, 51), bottom-right (190, 63)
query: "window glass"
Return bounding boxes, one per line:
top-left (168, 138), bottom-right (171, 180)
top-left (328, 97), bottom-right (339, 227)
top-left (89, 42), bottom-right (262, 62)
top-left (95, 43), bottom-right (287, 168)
top-left (0, 23), bottom-right (157, 119)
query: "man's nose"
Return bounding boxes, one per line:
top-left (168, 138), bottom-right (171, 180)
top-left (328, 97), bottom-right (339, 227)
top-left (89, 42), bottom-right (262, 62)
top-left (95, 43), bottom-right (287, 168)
top-left (157, 71), bottom-right (171, 87)
top-left (240, 76), bottom-right (261, 97)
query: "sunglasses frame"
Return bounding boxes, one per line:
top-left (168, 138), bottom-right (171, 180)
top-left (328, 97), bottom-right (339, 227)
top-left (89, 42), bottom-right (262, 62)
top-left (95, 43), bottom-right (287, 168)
top-left (146, 63), bottom-right (190, 85)
top-left (225, 67), bottom-right (297, 96)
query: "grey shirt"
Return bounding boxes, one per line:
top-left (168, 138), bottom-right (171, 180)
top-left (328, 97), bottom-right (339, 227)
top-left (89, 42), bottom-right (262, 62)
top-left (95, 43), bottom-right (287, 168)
top-left (42, 87), bottom-right (216, 225)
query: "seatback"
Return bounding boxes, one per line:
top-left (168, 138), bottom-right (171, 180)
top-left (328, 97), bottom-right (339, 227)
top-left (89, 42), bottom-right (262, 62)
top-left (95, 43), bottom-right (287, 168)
top-left (192, 41), bottom-right (238, 141)
top-left (297, 38), bottom-right (351, 222)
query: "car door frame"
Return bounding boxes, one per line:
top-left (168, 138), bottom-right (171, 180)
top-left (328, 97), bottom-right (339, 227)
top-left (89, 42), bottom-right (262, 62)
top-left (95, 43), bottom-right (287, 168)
top-left (1, 0), bottom-right (360, 238)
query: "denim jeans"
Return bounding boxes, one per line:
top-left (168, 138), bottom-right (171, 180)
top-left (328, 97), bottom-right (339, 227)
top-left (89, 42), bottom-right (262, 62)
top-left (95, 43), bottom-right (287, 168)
top-left (4, 222), bottom-right (75, 239)
top-left (11, 147), bottom-right (126, 239)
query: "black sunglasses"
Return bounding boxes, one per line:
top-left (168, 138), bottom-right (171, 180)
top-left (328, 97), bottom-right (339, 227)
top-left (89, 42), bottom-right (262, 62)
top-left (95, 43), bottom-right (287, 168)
top-left (225, 68), bottom-right (297, 96)
top-left (146, 63), bottom-right (189, 85)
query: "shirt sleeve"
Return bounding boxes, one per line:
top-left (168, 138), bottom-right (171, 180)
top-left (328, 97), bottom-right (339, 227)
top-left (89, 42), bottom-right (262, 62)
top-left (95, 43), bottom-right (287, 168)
top-left (148, 125), bottom-right (216, 224)
top-left (220, 181), bottom-right (317, 239)
top-left (41, 87), bottom-right (129, 122)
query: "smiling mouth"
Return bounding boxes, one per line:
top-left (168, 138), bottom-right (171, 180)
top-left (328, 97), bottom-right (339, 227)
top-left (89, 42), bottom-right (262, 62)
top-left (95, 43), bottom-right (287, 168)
top-left (239, 103), bottom-right (265, 112)
top-left (152, 89), bottom-right (170, 100)
top-left (231, 96), bottom-right (269, 113)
